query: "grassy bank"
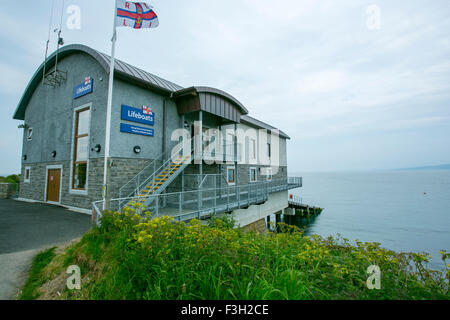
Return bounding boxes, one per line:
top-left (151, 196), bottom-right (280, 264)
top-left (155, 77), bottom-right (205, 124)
top-left (19, 247), bottom-right (56, 300)
top-left (26, 209), bottom-right (449, 300)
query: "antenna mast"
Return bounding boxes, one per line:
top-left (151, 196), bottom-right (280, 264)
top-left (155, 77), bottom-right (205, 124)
top-left (44, 0), bottom-right (67, 87)
top-left (42, 0), bottom-right (55, 82)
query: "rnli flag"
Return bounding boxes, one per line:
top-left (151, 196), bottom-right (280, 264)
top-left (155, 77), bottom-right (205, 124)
top-left (116, 1), bottom-right (159, 29)
top-left (142, 105), bottom-right (152, 115)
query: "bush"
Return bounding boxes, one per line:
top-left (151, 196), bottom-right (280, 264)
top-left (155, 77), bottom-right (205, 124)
top-left (0, 174), bottom-right (20, 184)
top-left (59, 208), bottom-right (449, 300)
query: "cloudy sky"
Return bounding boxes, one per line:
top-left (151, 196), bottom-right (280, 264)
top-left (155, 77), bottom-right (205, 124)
top-left (1, 0), bottom-right (449, 174)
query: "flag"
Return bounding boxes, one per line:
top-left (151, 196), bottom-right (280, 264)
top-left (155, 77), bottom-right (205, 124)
top-left (142, 105), bottom-right (152, 115)
top-left (116, 0), bottom-right (159, 29)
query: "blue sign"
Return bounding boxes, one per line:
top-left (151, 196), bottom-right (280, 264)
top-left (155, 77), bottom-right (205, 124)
top-left (73, 77), bottom-right (94, 99)
top-left (121, 104), bottom-right (154, 126)
top-left (120, 123), bottom-right (154, 137)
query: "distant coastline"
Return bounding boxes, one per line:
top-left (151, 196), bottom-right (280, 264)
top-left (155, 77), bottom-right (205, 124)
top-left (395, 164), bottom-right (450, 171)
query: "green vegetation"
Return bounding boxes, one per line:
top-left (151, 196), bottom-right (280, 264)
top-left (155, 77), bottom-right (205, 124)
top-left (28, 207), bottom-right (449, 300)
top-left (19, 247), bottom-right (56, 300)
top-left (0, 174), bottom-right (20, 184)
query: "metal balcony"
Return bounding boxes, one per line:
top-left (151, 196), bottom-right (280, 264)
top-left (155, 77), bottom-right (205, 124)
top-left (93, 176), bottom-right (303, 225)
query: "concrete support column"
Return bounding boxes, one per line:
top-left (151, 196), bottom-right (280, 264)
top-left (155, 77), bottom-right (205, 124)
top-left (275, 213), bottom-right (281, 231)
top-left (199, 111), bottom-right (203, 177)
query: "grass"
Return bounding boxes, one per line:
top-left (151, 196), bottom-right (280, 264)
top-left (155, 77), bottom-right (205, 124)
top-left (27, 206), bottom-right (450, 300)
top-left (19, 247), bottom-right (56, 300)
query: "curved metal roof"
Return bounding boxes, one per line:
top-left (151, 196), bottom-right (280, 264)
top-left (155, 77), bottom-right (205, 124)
top-left (172, 86), bottom-right (249, 115)
top-left (13, 44), bottom-right (183, 120)
top-left (12, 44), bottom-right (289, 140)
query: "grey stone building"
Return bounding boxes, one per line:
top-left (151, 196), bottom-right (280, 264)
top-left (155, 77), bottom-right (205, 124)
top-left (13, 44), bottom-right (301, 228)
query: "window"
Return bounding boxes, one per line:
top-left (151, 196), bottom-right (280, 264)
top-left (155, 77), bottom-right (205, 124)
top-left (249, 138), bottom-right (256, 160)
top-left (227, 166), bottom-right (236, 185)
top-left (27, 128), bottom-right (33, 141)
top-left (267, 143), bottom-right (271, 158)
top-left (24, 167), bottom-right (31, 183)
top-left (250, 167), bottom-right (257, 183)
top-left (72, 108), bottom-right (90, 190)
top-left (266, 167), bottom-right (273, 181)
top-left (226, 133), bottom-right (235, 160)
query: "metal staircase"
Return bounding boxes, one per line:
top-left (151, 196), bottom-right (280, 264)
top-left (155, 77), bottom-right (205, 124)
top-left (136, 154), bottom-right (191, 206)
top-left (118, 139), bottom-right (192, 210)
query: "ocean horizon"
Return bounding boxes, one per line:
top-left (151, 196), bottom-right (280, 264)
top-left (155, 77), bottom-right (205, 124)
top-left (287, 169), bottom-right (450, 270)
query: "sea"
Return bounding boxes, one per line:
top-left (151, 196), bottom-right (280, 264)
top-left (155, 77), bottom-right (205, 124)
top-left (283, 170), bottom-right (450, 270)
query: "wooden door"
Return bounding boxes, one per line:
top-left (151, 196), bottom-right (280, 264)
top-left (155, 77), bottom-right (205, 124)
top-left (46, 169), bottom-right (61, 202)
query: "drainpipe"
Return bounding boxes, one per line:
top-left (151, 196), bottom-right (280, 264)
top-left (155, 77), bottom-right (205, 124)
top-left (162, 98), bottom-right (167, 157)
top-left (234, 122), bottom-right (238, 202)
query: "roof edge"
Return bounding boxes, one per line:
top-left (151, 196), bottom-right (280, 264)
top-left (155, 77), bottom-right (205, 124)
top-left (172, 86), bottom-right (249, 115)
top-left (240, 115), bottom-right (290, 139)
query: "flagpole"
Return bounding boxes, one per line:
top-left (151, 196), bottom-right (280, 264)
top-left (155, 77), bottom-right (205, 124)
top-left (102, 0), bottom-right (118, 210)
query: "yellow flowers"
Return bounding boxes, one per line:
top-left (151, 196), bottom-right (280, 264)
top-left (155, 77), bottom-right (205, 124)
top-left (98, 206), bottom-right (449, 300)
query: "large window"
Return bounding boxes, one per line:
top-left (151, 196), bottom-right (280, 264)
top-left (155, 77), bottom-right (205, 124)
top-left (72, 108), bottom-right (90, 190)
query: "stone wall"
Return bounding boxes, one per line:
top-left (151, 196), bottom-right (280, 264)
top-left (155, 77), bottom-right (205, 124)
top-left (241, 218), bottom-right (267, 233)
top-left (0, 183), bottom-right (18, 199)
top-left (18, 157), bottom-right (151, 210)
top-left (18, 156), bottom-right (288, 211)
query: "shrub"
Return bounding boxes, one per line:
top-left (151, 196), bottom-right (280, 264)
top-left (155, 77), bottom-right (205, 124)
top-left (60, 209), bottom-right (449, 300)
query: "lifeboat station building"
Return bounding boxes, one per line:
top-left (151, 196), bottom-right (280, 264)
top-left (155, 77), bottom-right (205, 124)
top-left (13, 44), bottom-right (302, 229)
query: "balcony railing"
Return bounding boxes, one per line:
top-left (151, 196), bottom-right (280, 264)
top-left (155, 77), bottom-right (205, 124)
top-left (93, 176), bottom-right (302, 225)
top-left (196, 142), bottom-right (242, 163)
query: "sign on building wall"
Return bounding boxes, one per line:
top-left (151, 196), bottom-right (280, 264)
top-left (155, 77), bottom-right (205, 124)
top-left (73, 77), bottom-right (94, 99)
top-left (120, 123), bottom-right (154, 137)
top-left (121, 105), bottom-right (154, 126)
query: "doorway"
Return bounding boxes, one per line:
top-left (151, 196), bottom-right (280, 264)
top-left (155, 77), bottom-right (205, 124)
top-left (46, 168), bottom-right (62, 203)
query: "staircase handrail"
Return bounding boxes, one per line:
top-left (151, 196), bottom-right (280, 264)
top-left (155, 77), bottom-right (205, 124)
top-left (119, 138), bottom-right (193, 199)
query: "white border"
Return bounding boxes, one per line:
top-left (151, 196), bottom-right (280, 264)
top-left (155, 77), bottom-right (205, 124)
top-left (44, 164), bottom-right (63, 204)
top-left (24, 166), bottom-right (31, 183)
top-left (249, 167), bottom-right (257, 183)
top-left (69, 103), bottom-right (92, 196)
